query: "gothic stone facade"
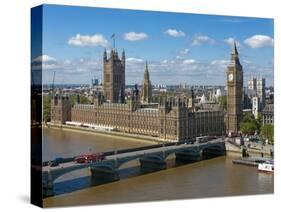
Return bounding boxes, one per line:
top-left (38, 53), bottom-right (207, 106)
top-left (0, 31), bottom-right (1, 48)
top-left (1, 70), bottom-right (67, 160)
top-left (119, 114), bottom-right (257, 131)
top-left (51, 96), bottom-right (71, 124)
top-left (103, 49), bottom-right (125, 103)
top-left (51, 47), bottom-right (226, 141)
top-left (141, 62), bottom-right (152, 104)
top-left (262, 104), bottom-right (274, 125)
top-left (226, 41), bottom-right (243, 134)
top-left (54, 96), bottom-right (225, 141)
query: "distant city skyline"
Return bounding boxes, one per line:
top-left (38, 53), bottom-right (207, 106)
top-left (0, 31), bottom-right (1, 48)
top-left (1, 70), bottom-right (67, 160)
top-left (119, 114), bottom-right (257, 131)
top-left (32, 4), bottom-right (274, 86)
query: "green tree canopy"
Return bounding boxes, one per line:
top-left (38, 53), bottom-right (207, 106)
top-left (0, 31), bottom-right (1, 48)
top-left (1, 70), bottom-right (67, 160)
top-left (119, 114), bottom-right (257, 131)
top-left (70, 95), bottom-right (91, 106)
top-left (260, 124), bottom-right (274, 144)
top-left (218, 95), bottom-right (227, 109)
top-left (240, 112), bottom-right (261, 135)
top-left (240, 122), bottom-right (258, 135)
top-left (242, 112), bottom-right (255, 123)
top-left (43, 95), bottom-right (51, 122)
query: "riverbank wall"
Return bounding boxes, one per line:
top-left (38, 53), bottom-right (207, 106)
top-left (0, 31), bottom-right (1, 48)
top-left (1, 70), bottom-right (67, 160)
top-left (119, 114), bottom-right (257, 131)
top-left (45, 123), bottom-right (273, 158)
top-left (45, 122), bottom-right (164, 144)
top-left (225, 141), bottom-right (273, 157)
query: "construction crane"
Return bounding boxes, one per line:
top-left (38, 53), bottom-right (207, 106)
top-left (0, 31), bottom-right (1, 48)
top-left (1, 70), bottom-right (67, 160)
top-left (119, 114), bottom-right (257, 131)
top-left (50, 71), bottom-right (56, 124)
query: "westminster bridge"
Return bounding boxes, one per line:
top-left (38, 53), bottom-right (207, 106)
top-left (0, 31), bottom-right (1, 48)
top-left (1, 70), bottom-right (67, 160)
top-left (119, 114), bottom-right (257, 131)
top-left (42, 137), bottom-right (226, 196)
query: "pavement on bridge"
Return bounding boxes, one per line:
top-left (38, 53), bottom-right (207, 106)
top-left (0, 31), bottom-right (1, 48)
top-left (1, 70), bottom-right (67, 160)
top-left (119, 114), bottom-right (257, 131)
top-left (42, 138), bottom-right (224, 173)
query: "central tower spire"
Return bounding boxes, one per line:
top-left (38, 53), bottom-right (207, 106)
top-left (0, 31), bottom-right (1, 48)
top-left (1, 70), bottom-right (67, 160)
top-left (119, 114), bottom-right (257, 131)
top-left (141, 61), bottom-right (152, 104)
top-left (144, 61), bottom-right (149, 80)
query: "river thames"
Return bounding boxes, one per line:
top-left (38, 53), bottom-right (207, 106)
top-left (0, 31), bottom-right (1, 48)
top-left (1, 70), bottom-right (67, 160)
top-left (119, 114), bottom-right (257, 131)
top-left (43, 127), bottom-right (273, 207)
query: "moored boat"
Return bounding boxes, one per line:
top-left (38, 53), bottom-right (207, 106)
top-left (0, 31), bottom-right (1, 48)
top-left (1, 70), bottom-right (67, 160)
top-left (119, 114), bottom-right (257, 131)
top-left (258, 160), bottom-right (274, 173)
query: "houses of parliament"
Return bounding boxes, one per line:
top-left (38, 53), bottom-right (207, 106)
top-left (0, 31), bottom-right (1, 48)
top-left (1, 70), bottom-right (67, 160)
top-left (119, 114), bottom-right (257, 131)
top-left (51, 43), bottom-right (243, 141)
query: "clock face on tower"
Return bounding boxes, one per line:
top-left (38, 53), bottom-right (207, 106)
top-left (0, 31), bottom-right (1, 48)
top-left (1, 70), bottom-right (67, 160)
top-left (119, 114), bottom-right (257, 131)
top-left (228, 73), bottom-right (233, 82)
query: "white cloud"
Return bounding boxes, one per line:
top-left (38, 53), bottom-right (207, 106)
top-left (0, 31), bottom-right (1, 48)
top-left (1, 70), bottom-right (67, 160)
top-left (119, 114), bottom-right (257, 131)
top-left (62, 58), bottom-right (101, 74)
top-left (31, 55), bottom-right (58, 71)
top-left (64, 59), bottom-right (71, 65)
top-left (180, 48), bottom-right (189, 55)
top-left (211, 59), bottom-right (229, 66)
top-left (192, 35), bottom-right (215, 46)
top-left (38, 54), bottom-right (273, 86)
top-left (32, 55), bottom-right (103, 77)
top-left (123, 32), bottom-right (148, 41)
top-left (68, 34), bottom-right (109, 47)
top-left (183, 59), bottom-right (196, 64)
top-left (244, 35), bottom-right (274, 48)
top-left (32, 55), bottom-right (56, 63)
top-left (224, 37), bottom-right (241, 48)
top-left (241, 59), bottom-right (253, 65)
top-left (126, 58), bottom-right (144, 63)
top-left (164, 29), bottom-right (185, 37)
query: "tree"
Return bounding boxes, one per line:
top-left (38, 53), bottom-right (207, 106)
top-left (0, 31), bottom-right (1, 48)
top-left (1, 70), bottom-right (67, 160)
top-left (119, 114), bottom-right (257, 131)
top-left (256, 113), bottom-right (263, 130)
top-left (260, 124), bottom-right (274, 144)
top-left (70, 95), bottom-right (91, 106)
top-left (240, 122), bottom-right (258, 135)
top-left (242, 112), bottom-right (255, 123)
top-left (240, 112), bottom-right (262, 135)
top-left (43, 95), bottom-right (51, 122)
top-left (218, 95), bottom-right (227, 109)
top-left (80, 96), bottom-right (91, 104)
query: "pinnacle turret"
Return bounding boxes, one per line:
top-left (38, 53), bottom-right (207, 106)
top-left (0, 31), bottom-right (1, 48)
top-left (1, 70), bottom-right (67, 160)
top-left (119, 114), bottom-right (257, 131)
top-left (141, 61), bottom-right (152, 104)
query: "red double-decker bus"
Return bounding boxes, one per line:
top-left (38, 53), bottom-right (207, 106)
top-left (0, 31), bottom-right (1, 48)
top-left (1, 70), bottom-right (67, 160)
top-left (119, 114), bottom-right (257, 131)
top-left (74, 153), bottom-right (106, 164)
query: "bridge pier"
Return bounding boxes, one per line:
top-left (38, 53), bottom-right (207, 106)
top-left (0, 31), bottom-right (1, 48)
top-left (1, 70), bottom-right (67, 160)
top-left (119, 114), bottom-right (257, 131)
top-left (139, 155), bottom-right (167, 173)
top-left (175, 149), bottom-right (202, 163)
top-left (43, 181), bottom-right (54, 197)
top-left (202, 143), bottom-right (226, 159)
top-left (42, 171), bottom-right (54, 197)
top-left (90, 167), bottom-right (120, 185)
top-left (40, 139), bottom-right (226, 197)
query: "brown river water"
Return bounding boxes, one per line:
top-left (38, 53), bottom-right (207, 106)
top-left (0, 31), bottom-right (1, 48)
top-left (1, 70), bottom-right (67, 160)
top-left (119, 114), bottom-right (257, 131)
top-left (42, 127), bottom-right (273, 207)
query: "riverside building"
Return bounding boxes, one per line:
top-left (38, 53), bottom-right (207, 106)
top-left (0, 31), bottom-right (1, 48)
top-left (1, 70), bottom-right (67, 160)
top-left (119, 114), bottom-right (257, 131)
top-left (51, 49), bottom-right (226, 141)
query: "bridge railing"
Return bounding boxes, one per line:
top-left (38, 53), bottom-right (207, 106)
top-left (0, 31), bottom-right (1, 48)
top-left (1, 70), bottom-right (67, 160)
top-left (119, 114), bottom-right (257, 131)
top-left (42, 140), bottom-right (189, 167)
top-left (42, 137), bottom-right (223, 167)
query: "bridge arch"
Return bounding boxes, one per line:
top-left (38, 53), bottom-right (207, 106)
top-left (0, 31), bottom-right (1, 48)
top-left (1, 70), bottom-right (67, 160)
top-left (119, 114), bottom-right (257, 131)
top-left (116, 151), bottom-right (174, 170)
top-left (42, 160), bottom-right (117, 185)
top-left (44, 164), bottom-right (91, 184)
top-left (43, 141), bottom-right (226, 185)
top-left (118, 157), bottom-right (140, 170)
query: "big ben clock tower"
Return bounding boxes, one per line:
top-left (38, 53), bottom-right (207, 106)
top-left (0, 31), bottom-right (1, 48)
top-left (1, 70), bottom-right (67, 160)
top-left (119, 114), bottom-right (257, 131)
top-left (226, 41), bottom-right (243, 134)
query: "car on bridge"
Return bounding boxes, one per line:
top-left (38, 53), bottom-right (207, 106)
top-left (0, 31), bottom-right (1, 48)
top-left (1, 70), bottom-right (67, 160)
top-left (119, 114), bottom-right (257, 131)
top-left (74, 153), bottom-right (106, 164)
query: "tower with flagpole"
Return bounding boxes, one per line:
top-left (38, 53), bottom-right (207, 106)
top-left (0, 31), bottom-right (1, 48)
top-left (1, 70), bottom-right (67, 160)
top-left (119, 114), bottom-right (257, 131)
top-left (103, 34), bottom-right (126, 103)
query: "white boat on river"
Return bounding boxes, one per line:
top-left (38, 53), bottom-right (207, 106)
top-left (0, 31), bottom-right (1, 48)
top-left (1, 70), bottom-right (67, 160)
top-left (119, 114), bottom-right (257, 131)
top-left (258, 160), bottom-right (274, 173)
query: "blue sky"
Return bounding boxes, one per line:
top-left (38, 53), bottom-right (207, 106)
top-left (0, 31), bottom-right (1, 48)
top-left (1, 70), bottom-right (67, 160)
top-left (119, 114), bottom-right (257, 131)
top-left (33, 4), bottom-right (274, 86)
